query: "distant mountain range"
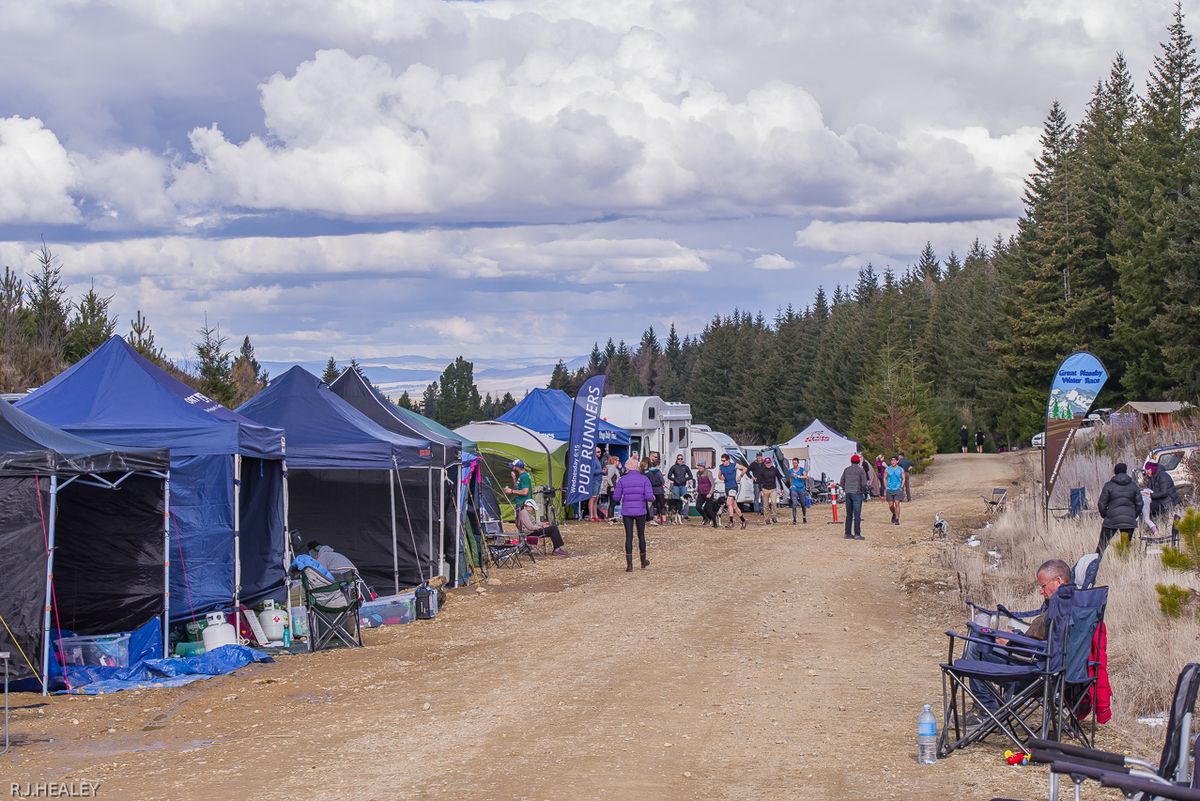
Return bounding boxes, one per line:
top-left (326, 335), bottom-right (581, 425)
top-left (259, 354), bottom-right (589, 400)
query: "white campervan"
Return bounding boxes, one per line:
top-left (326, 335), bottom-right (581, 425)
top-left (688, 424), bottom-right (746, 470)
top-left (602, 394), bottom-right (692, 464)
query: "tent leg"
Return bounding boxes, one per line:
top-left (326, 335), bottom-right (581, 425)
top-left (438, 460), bottom-right (447, 580)
top-left (282, 460), bottom-right (294, 633)
top-left (40, 476), bottom-right (59, 697)
top-left (427, 465), bottom-right (434, 583)
top-left (163, 473), bottom-right (171, 658)
top-left (454, 462), bottom-right (464, 587)
top-left (390, 468), bottom-right (400, 595)
top-left (233, 455), bottom-right (242, 609)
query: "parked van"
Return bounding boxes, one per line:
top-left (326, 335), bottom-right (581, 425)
top-left (688, 424), bottom-right (746, 470)
top-left (601, 395), bottom-right (692, 464)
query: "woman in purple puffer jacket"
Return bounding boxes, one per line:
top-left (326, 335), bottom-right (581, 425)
top-left (613, 456), bottom-right (653, 572)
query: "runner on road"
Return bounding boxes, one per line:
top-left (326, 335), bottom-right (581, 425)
top-left (886, 455), bottom-right (907, 525)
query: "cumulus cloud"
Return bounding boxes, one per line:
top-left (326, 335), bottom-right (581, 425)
top-left (0, 116), bottom-right (80, 224)
top-left (794, 218), bottom-right (1020, 260)
top-left (752, 253), bottom-right (796, 271)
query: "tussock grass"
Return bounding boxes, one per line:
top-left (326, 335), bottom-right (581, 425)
top-left (946, 432), bottom-right (1200, 749)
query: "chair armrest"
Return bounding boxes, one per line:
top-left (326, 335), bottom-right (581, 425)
top-left (1099, 771), bottom-right (1200, 800)
top-left (1028, 738), bottom-right (1125, 766)
top-left (942, 631), bottom-right (1047, 660)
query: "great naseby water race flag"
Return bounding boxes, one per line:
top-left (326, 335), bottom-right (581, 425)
top-left (566, 374), bottom-right (606, 505)
top-left (1044, 351), bottom-right (1108, 509)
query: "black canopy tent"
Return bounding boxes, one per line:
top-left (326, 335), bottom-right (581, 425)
top-left (0, 401), bottom-right (169, 694)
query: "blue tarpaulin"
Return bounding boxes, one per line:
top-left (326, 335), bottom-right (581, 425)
top-left (17, 336), bottom-right (288, 619)
top-left (46, 616), bottom-right (272, 695)
top-left (499, 388), bottom-right (630, 445)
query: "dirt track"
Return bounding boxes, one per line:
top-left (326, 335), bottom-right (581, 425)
top-left (4, 453), bottom-right (1052, 801)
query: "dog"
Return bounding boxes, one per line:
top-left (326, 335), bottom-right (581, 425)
top-left (665, 494), bottom-right (690, 525)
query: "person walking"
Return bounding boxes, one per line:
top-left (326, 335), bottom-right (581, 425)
top-left (646, 456), bottom-right (667, 525)
top-left (838, 454), bottom-right (869, 540)
top-left (735, 464), bottom-right (755, 528)
top-left (874, 454), bottom-right (886, 497)
top-left (748, 452), bottom-right (767, 517)
top-left (959, 424), bottom-right (970, 454)
top-left (719, 453), bottom-right (746, 529)
top-left (612, 456), bottom-right (653, 571)
top-left (668, 454), bottom-right (694, 520)
top-left (897, 452), bottom-right (914, 501)
top-left (861, 457), bottom-right (873, 499)
top-left (886, 455), bottom-right (907, 525)
top-left (1096, 462), bottom-right (1141, 554)
top-left (788, 457), bottom-right (809, 524)
top-left (760, 456), bottom-right (780, 524)
top-left (695, 462), bottom-right (716, 527)
top-left (974, 428), bottom-right (985, 454)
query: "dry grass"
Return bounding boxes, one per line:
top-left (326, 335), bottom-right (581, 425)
top-left (945, 435), bottom-right (1200, 752)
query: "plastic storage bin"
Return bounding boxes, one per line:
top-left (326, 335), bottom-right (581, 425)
top-left (53, 632), bottom-right (131, 667)
top-left (358, 592), bottom-right (416, 628)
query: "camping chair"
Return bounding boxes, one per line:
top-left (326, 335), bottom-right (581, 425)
top-left (939, 584), bottom-right (1107, 759)
top-left (485, 534), bottom-right (526, 568)
top-left (298, 567), bottom-right (364, 652)
top-left (982, 487), bottom-right (1008, 517)
top-left (1, 651), bottom-right (8, 756)
top-left (965, 553), bottom-right (1101, 632)
top-left (994, 662), bottom-right (1200, 801)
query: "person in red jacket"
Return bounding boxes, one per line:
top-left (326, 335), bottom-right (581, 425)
top-left (613, 457), bottom-right (654, 572)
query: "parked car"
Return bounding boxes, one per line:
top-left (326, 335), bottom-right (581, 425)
top-left (1031, 431), bottom-right (1045, 449)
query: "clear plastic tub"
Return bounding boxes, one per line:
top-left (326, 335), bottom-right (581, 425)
top-left (53, 632), bottom-right (131, 667)
top-left (358, 592), bottom-right (416, 628)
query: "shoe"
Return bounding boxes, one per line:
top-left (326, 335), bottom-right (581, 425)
top-left (803, 518), bottom-right (808, 524)
top-left (649, 520), bottom-right (660, 526)
top-left (740, 519), bottom-right (748, 530)
top-left (853, 534), bottom-right (865, 540)
top-left (891, 514), bottom-right (897, 524)
top-left (844, 534), bottom-right (854, 539)
top-left (552, 548), bottom-right (569, 557)
top-left (894, 519), bottom-right (900, 526)
top-left (640, 554), bottom-right (650, 569)
top-left (791, 519), bottom-right (797, 525)
top-left (626, 554), bottom-right (634, 572)
top-left (725, 521), bottom-right (734, 529)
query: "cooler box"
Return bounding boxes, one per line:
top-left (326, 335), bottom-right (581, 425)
top-left (53, 632), bottom-right (132, 667)
top-left (358, 592), bottom-right (416, 628)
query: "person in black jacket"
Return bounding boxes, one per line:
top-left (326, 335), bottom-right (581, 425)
top-left (645, 456), bottom-right (667, 525)
top-left (1096, 462), bottom-right (1142, 553)
top-left (1147, 462), bottom-right (1180, 517)
top-left (760, 456), bottom-right (780, 524)
top-left (667, 454), bottom-right (693, 518)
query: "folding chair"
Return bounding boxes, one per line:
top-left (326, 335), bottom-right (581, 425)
top-left (966, 553), bottom-right (1100, 631)
top-left (486, 534), bottom-right (526, 568)
top-left (1, 651), bottom-right (8, 756)
top-left (982, 487), bottom-right (1008, 517)
top-left (939, 584), bottom-right (1107, 759)
top-left (299, 567), bottom-right (364, 652)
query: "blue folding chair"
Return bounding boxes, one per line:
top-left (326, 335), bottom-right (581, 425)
top-left (939, 584), bottom-right (1108, 758)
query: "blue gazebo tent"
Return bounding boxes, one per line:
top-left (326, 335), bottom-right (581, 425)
top-left (0, 400), bottom-right (169, 693)
top-left (329, 368), bottom-right (475, 583)
top-left (17, 336), bottom-right (287, 620)
top-left (238, 367), bottom-right (436, 594)
top-left (499, 388), bottom-right (631, 451)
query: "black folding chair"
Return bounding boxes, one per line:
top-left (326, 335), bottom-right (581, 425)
top-left (982, 487), bottom-right (1008, 517)
top-left (939, 584), bottom-right (1107, 758)
top-left (299, 567), bottom-right (364, 652)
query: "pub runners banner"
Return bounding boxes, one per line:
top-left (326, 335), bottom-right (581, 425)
top-left (1043, 351), bottom-right (1108, 510)
top-left (566, 374), bottom-right (606, 505)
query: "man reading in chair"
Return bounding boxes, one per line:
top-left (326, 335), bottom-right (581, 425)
top-left (967, 559), bottom-right (1071, 720)
top-left (516, 499), bottom-right (569, 557)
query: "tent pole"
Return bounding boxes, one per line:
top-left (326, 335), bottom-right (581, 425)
top-left (40, 475), bottom-right (59, 697)
top-left (162, 472), bottom-right (171, 659)
top-left (281, 459), bottom-right (293, 628)
top-left (454, 460), bottom-right (464, 587)
top-left (390, 468), bottom-right (400, 595)
top-left (438, 447), bottom-right (447, 579)
top-left (427, 464), bottom-right (434, 583)
top-left (233, 455), bottom-right (242, 609)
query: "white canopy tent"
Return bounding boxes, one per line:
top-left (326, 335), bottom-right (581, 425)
top-left (781, 419), bottom-right (859, 481)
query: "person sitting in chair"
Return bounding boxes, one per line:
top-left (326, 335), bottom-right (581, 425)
top-left (308, 541), bottom-right (359, 577)
top-left (516, 499), bottom-right (569, 557)
top-left (966, 559), bottom-right (1071, 719)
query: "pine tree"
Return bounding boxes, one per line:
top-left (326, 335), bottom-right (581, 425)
top-left (421, 381), bottom-right (439, 418)
top-left (851, 343), bottom-right (938, 468)
top-left (24, 243), bottom-right (69, 382)
top-left (434, 357), bottom-right (482, 428)
top-left (397, 390), bottom-right (413, 410)
top-left (231, 335), bottom-right (268, 406)
top-left (915, 242), bottom-right (941, 283)
top-left (635, 326), bottom-right (661, 394)
top-left (548, 359), bottom-right (571, 390)
top-left (64, 281), bottom-right (117, 363)
top-left (497, 391), bottom-right (517, 415)
top-left (321, 357), bottom-right (340, 384)
top-left (1113, 4), bottom-right (1200, 397)
top-left (195, 317), bottom-right (236, 406)
top-left (127, 309), bottom-right (165, 363)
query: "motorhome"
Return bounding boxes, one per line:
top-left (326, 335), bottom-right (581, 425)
top-left (601, 395), bottom-right (692, 464)
top-left (688, 424), bottom-right (746, 470)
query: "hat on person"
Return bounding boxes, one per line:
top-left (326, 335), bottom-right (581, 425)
top-left (851, 454), bottom-right (861, 463)
top-left (510, 459), bottom-right (525, 469)
top-left (1114, 462), bottom-right (1128, 474)
top-left (523, 499), bottom-right (537, 508)
top-left (625, 456), bottom-right (641, 471)
top-left (764, 457), bottom-right (772, 465)
top-left (1145, 461), bottom-right (1158, 473)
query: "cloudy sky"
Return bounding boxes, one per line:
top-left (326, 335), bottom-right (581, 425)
top-left (0, 0), bottom-right (1175, 365)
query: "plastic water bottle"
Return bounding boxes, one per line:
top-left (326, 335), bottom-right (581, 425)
top-left (917, 704), bottom-right (937, 764)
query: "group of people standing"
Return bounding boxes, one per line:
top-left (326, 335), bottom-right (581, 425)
top-left (1095, 459), bottom-right (1181, 553)
top-left (959, 424), bottom-right (987, 454)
